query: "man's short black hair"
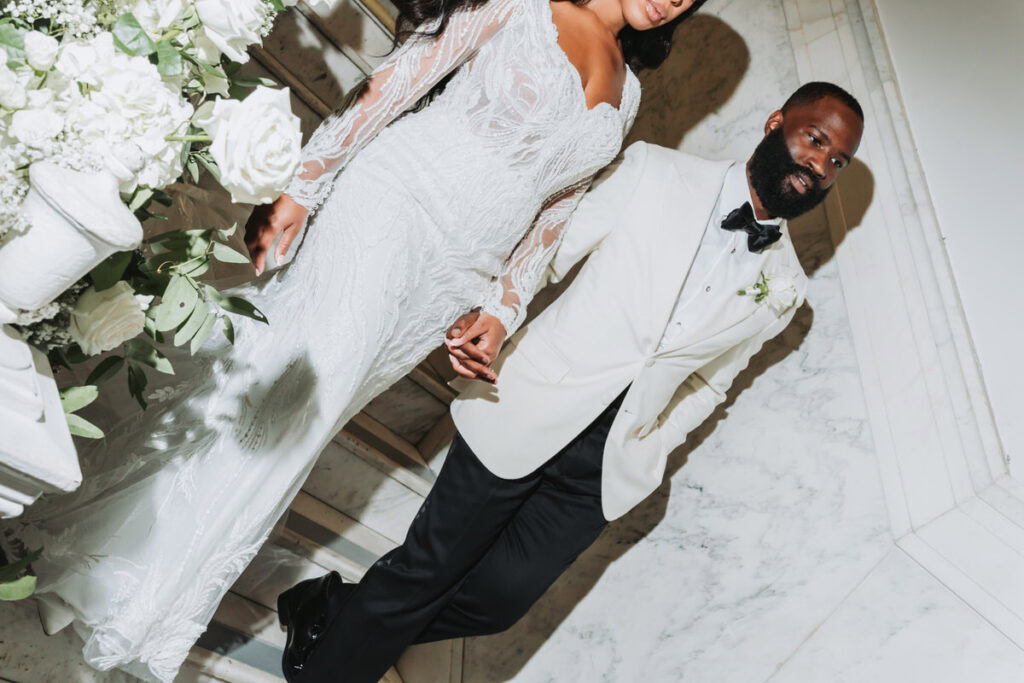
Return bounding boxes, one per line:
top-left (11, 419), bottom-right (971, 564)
top-left (783, 82), bottom-right (864, 121)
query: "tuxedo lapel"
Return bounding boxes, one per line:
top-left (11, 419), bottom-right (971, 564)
top-left (642, 158), bottom-right (732, 347)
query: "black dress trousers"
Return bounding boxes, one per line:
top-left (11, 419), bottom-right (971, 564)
top-left (298, 393), bottom-right (625, 682)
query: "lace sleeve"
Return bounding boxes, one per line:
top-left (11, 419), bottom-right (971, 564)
top-left (480, 180), bottom-right (590, 336)
top-left (284, 0), bottom-right (519, 212)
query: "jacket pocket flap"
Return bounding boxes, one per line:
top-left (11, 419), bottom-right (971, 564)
top-left (516, 333), bottom-right (571, 383)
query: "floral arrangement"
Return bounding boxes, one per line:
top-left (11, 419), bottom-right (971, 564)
top-left (0, 0), bottom-right (335, 436)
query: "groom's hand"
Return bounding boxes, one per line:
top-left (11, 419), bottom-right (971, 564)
top-left (445, 311), bottom-right (506, 383)
top-left (244, 194), bottom-right (308, 276)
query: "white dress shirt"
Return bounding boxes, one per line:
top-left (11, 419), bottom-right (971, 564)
top-left (658, 162), bottom-right (783, 349)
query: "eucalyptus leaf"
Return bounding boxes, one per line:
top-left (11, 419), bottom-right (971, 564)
top-left (177, 259), bottom-right (210, 278)
top-left (112, 13), bottom-right (156, 56)
top-left (212, 242), bottom-right (249, 264)
top-left (0, 24), bottom-right (25, 67)
top-left (153, 275), bottom-right (198, 331)
top-left (66, 413), bottom-right (104, 439)
top-left (230, 76), bottom-right (278, 88)
top-left (60, 385), bottom-right (99, 413)
top-left (151, 189), bottom-right (174, 207)
top-left (221, 315), bottom-right (235, 344)
top-left (0, 575), bottom-right (37, 601)
top-left (127, 364), bottom-right (148, 410)
top-left (190, 310), bottom-right (218, 354)
top-left (155, 39), bottom-right (183, 78)
top-left (125, 339), bottom-right (174, 375)
top-left (173, 302), bottom-right (209, 347)
top-left (90, 251), bottom-right (133, 291)
top-left (85, 355), bottom-right (125, 386)
top-left (129, 187), bottom-right (154, 212)
top-left (195, 153), bottom-right (221, 183)
top-left (186, 157), bottom-right (200, 183)
top-left (205, 286), bottom-right (268, 324)
top-left (217, 222), bottom-right (238, 240)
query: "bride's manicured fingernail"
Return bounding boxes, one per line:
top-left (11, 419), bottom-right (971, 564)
top-left (452, 327), bottom-right (461, 336)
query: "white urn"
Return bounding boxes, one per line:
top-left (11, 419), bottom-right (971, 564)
top-left (0, 162), bottom-right (143, 320)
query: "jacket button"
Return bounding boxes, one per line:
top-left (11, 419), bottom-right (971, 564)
top-left (705, 285), bottom-right (711, 292)
top-left (645, 359), bottom-right (655, 367)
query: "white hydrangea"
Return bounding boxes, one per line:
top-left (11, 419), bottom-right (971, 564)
top-left (55, 32), bottom-right (192, 189)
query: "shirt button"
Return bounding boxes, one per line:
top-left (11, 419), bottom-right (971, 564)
top-left (731, 248), bottom-right (736, 254)
top-left (645, 359), bottom-right (655, 367)
top-left (705, 285), bottom-right (711, 292)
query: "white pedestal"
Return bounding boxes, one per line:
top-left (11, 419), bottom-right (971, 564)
top-left (0, 325), bottom-right (81, 518)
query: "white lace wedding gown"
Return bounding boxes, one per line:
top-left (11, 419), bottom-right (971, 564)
top-left (11, 0), bottom-right (639, 679)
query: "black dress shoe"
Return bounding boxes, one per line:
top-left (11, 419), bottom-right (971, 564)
top-left (278, 571), bottom-right (355, 682)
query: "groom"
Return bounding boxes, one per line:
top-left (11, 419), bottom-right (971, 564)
top-left (283, 81), bottom-right (865, 682)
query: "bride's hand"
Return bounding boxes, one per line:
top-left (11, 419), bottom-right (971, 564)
top-left (445, 310), bottom-right (506, 383)
top-left (244, 194), bottom-right (309, 276)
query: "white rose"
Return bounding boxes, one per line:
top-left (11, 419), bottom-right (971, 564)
top-left (765, 270), bottom-right (798, 313)
top-left (102, 140), bottom-right (148, 185)
top-left (196, 86), bottom-right (302, 204)
top-left (0, 62), bottom-right (26, 109)
top-left (129, 0), bottom-right (186, 36)
top-left (10, 108), bottom-right (64, 148)
top-left (24, 31), bottom-right (59, 71)
top-left (194, 0), bottom-right (267, 64)
top-left (69, 282), bottom-right (146, 356)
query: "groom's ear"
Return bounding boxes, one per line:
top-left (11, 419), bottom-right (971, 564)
top-left (764, 109), bottom-right (784, 135)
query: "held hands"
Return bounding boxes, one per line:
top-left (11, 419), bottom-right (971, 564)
top-left (244, 194), bottom-right (309, 275)
top-left (445, 310), bottom-right (507, 383)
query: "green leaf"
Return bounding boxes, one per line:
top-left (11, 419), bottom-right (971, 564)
top-left (269, 0), bottom-right (287, 11)
top-left (60, 385), bottom-right (98, 413)
top-left (153, 275), bottom-right (199, 331)
top-left (186, 157), bottom-right (200, 183)
top-left (66, 413), bottom-right (104, 439)
top-left (90, 251), bottom-right (133, 291)
top-left (155, 39), bottom-right (183, 78)
top-left (112, 13), bottom-right (156, 56)
top-left (85, 355), bottom-right (125, 386)
top-left (173, 301), bottom-right (209, 346)
top-left (212, 242), bottom-right (249, 264)
top-left (129, 187), bottom-right (154, 212)
top-left (0, 24), bottom-right (25, 68)
top-left (195, 153), bottom-right (221, 183)
top-left (217, 222), bottom-right (238, 241)
top-left (0, 548), bottom-right (42, 584)
top-left (177, 259), bottom-right (209, 278)
top-left (125, 338), bottom-right (174, 375)
top-left (187, 233), bottom-right (211, 259)
top-left (151, 189), bottom-right (174, 207)
top-left (127, 364), bottom-right (148, 410)
top-left (221, 315), bottom-right (235, 344)
top-left (230, 76), bottom-right (278, 88)
top-left (205, 286), bottom-right (268, 324)
top-left (190, 310), bottom-right (217, 354)
top-left (0, 575), bottom-right (37, 601)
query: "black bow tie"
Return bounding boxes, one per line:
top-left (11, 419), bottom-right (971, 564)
top-left (721, 202), bottom-right (781, 252)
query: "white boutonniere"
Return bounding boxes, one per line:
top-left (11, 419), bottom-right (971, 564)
top-left (737, 268), bottom-right (798, 314)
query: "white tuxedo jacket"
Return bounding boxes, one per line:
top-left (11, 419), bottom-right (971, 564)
top-left (451, 142), bottom-right (809, 520)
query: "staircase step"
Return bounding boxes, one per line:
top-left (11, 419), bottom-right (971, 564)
top-left (337, 415), bottom-right (436, 498)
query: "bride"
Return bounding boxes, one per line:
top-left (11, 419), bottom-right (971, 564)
top-left (14, 0), bottom-right (700, 679)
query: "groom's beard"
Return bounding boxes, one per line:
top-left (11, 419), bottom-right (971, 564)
top-left (748, 128), bottom-right (831, 220)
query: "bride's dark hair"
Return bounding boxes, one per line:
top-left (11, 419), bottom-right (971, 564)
top-left (394, 0), bottom-right (706, 72)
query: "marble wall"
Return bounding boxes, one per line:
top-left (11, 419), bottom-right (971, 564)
top-left (463, 0), bottom-right (897, 680)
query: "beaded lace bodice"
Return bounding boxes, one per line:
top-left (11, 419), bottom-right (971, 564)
top-left (285, 0), bottom-right (640, 333)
